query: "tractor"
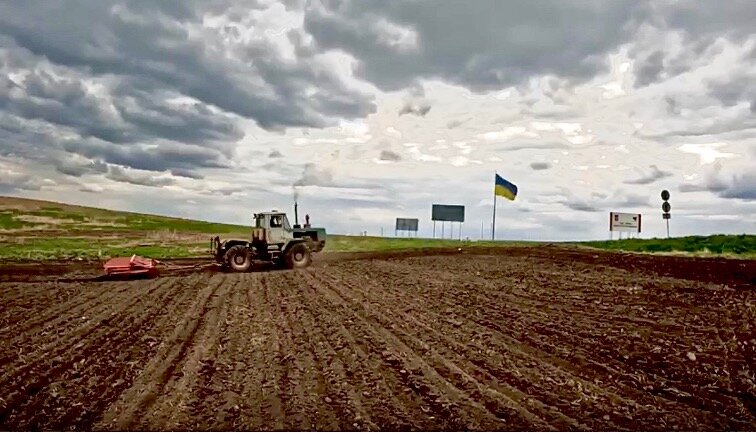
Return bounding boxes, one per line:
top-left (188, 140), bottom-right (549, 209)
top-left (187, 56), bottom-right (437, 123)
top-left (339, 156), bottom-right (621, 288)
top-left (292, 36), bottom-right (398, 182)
top-left (211, 206), bottom-right (326, 272)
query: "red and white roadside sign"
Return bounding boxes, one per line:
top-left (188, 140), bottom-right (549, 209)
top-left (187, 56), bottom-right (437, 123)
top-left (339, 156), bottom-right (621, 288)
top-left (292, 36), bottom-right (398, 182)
top-left (610, 212), bottom-right (641, 233)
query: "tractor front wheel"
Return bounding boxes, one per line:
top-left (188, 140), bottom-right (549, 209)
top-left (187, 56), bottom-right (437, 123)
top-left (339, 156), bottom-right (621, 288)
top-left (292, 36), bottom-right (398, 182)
top-left (225, 245), bottom-right (252, 272)
top-left (285, 243), bottom-right (311, 269)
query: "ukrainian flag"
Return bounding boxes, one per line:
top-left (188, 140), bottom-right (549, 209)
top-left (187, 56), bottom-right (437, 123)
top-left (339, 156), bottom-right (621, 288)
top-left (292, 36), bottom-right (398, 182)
top-left (495, 174), bottom-right (517, 200)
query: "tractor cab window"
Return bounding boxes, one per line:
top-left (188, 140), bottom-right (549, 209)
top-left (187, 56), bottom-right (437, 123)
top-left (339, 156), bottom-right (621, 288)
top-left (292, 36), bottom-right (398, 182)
top-left (255, 215), bottom-right (264, 228)
top-left (270, 215), bottom-right (283, 228)
top-left (282, 215), bottom-right (292, 231)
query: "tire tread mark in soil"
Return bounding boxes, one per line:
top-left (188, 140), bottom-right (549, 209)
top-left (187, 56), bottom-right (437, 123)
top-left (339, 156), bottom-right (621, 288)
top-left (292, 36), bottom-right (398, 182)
top-left (191, 272), bottom-right (252, 430)
top-left (0, 275), bottom-right (198, 430)
top-left (312, 270), bottom-right (526, 430)
top-left (0, 280), bottom-right (136, 364)
top-left (0, 279), bottom-right (172, 411)
top-left (372, 257), bottom-right (752, 430)
top-left (95, 273), bottom-right (226, 430)
top-left (140, 272), bottom-right (235, 430)
top-left (0, 280), bottom-right (135, 344)
top-left (270, 271), bottom-right (341, 430)
top-left (372, 259), bottom-right (735, 428)
top-left (284, 271), bottom-right (383, 430)
top-left (299, 271), bottom-right (457, 431)
top-left (255, 273), bottom-right (286, 431)
top-left (340, 261), bottom-right (643, 429)
top-left (327, 266), bottom-right (593, 431)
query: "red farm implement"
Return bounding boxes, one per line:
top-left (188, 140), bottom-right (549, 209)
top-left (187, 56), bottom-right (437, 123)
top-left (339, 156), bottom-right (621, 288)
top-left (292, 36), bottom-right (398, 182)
top-left (102, 255), bottom-right (159, 279)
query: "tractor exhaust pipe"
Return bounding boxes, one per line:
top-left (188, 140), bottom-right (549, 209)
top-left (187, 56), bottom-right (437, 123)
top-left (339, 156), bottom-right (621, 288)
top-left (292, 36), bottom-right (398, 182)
top-left (294, 201), bottom-right (301, 229)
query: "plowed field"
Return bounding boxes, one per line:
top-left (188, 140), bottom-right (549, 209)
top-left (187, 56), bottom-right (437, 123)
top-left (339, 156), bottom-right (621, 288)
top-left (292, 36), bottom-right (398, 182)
top-left (1, 247), bottom-right (754, 430)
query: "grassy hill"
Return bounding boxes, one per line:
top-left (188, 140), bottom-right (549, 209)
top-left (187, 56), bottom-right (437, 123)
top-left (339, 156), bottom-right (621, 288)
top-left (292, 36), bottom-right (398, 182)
top-left (1, 196), bottom-right (753, 260)
top-left (0, 196), bottom-right (529, 260)
top-left (580, 234), bottom-right (756, 258)
top-left (0, 196), bottom-right (250, 260)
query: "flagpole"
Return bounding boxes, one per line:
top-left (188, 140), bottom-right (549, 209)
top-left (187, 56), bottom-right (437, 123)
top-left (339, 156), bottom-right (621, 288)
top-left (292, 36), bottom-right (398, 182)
top-left (492, 173), bottom-right (497, 240)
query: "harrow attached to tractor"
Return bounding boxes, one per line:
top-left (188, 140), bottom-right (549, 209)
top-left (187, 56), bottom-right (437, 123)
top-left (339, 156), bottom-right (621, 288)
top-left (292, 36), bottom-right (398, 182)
top-left (102, 255), bottom-right (159, 278)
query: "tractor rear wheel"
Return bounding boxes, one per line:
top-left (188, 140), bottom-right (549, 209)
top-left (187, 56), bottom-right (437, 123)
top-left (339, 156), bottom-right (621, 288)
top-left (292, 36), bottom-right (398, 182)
top-left (285, 243), bottom-right (311, 269)
top-left (225, 245), bottom-right (252, 272)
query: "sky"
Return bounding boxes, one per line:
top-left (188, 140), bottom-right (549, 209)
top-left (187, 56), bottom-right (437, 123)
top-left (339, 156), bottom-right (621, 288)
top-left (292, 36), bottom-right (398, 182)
top-left (0, 0), bottom-right (754, 241)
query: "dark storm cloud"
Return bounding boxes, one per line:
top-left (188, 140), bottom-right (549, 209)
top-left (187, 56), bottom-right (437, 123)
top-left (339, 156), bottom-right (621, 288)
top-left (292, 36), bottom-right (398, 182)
top-left (170, 168), bottom-right (204, 180)
top-left (529, 162), bottom-right (551, 170)
top-left (624, 165), bottom-right (673, 185)
top-left (446, 119), bottom-right (466, 129)
top-left (665, 97), bottom-right (681, 115)
top-left (679, 180), bottom-right (726, 194)
top-left (680, 169), bottom-right (756, 201)
top-left (630, 1), bottom-right (756, 88)
top-left (105, 165), bottom-right (176, 188)
top-left (398, 101), bottom-right (431, 117)
top-left (62, 139), bottom-right (231, 173)
top-left (110, 83), bottom-right (244, 145)
top-left (720, 173), bottom-right (756, 200)
top-left (707, 73), bottom-right (756, 112)
top-left (634, 51), bottom-right (665, 87)
top-left (379, 150), bottom-right (402, 161)
top-left (660, 1), bottom-right (756, 39)
top-left (0, 62), bottom-right (244, 146)
top-left (304, 0), bottom-right (646, 92)
top-left (559, 188), bottom-right (650, 213)
top-left (0, 2), bottom-right (377, 131)
top-left (498, 141), bottom-right (569, 152)
top-left (562, 200), bottom-right (598, 212)
top-left (55, 159), bottom-right (108, 177)
top-left (0, 171), bottom-right (45, 192)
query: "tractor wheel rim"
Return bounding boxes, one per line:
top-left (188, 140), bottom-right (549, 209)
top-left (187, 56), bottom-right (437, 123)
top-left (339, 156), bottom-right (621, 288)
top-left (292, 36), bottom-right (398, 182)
top-left (294, 252), bottom-right (304, 261)
top-left (234, 255), bottom-right (245, 265)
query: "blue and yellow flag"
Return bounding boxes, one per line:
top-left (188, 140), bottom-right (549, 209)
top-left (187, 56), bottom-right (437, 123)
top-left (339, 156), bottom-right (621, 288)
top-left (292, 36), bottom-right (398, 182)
top-left (495, 174), bottom-right (517, 200)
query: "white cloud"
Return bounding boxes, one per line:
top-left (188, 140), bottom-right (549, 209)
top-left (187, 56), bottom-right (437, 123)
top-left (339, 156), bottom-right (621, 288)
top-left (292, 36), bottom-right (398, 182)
top-left (476, 127), bottom-right (538, 142)
top-left (372, 18), bottom-right (419, 53)
top-left (678, 143), bottom-right (737, 164)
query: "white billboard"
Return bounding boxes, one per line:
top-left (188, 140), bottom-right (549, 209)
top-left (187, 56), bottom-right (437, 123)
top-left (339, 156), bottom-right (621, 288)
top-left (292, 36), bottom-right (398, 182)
top-left (610, 212), bottom-right (641, 233)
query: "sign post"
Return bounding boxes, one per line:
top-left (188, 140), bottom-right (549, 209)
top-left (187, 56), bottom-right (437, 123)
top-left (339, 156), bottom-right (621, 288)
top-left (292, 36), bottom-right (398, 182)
top-left (661, 190), bottom-right (671, 238)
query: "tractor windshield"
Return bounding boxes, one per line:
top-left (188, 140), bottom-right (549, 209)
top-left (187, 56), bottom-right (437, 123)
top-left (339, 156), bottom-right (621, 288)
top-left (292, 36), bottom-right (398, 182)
top-left (283, 215), bottom-right (292, 231)
top-left (255, 215), bottom-right (264, 228)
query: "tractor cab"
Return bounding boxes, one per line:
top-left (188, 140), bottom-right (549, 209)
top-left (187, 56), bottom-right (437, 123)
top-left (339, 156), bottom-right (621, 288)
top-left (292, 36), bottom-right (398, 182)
top-left (253, 211), bottom-right (293, 245)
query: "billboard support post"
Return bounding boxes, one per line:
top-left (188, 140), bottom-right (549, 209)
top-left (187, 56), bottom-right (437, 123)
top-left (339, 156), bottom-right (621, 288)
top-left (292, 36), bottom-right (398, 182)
top-left (395, 218), bottom-right (419, 238)
top-left (431, 204), bottom-right (465, 239)
top-left (610, 212), bottom-right (641, 234)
